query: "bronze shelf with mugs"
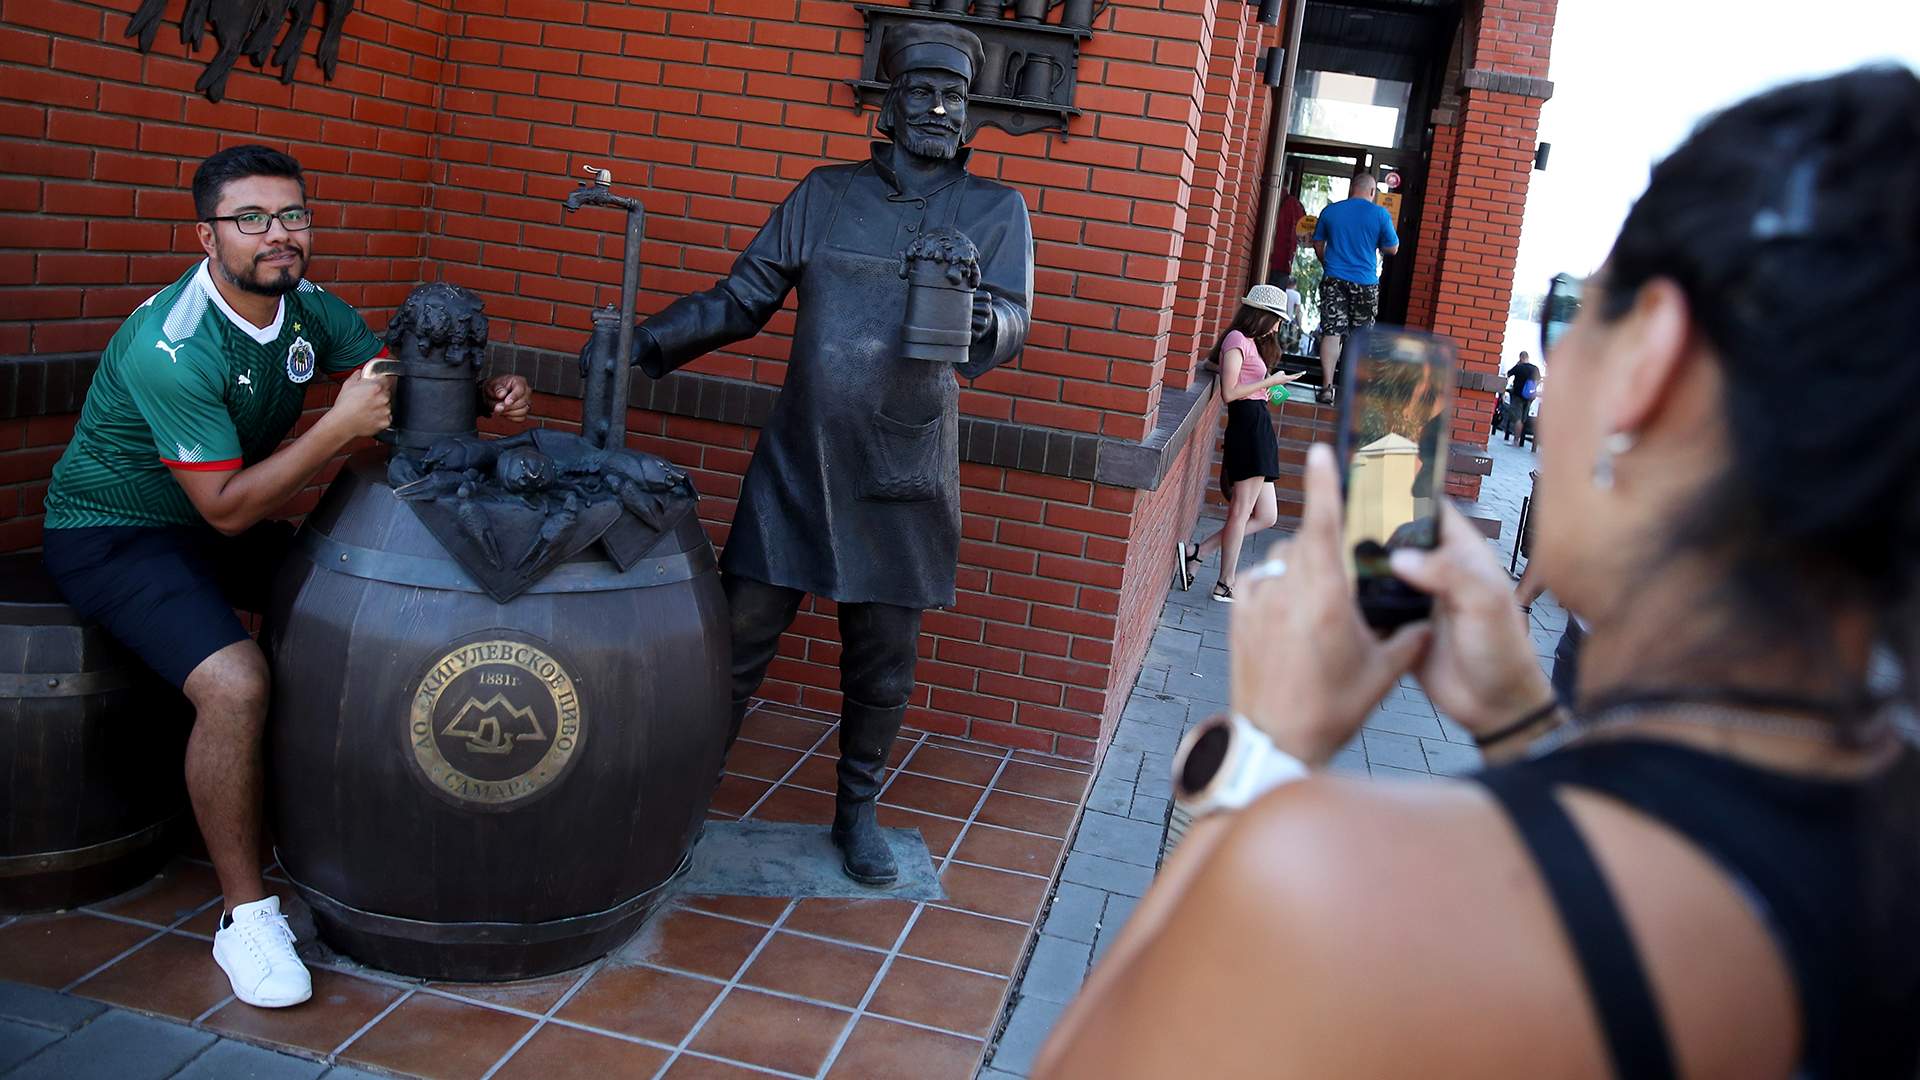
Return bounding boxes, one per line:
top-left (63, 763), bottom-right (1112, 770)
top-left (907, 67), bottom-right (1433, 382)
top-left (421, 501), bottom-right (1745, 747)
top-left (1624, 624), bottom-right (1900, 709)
top-left (849, 3), bottom-right (1106, 139)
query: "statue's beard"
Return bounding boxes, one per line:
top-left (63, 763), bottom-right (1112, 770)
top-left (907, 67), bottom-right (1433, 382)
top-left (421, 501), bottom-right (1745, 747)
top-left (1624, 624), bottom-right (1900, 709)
top-left (898, 125), bottom-right (962, 160)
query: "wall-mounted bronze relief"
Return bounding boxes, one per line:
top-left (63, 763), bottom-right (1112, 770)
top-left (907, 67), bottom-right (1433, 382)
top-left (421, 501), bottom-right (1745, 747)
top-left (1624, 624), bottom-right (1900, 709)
top-left (125, 0), bottom-right (357, 103)
top-left (852, 2), bottom-right (1111, 138)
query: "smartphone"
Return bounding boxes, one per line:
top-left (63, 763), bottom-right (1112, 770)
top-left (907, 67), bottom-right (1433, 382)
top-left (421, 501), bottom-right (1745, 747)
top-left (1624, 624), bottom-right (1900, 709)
top-left (1335, 326), bottom-right (1456, 634)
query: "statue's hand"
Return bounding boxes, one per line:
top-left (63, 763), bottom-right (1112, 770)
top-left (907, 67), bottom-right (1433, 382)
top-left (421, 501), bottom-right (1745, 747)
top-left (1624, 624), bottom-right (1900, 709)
top-left (971, 290), bottom-right (994, 343)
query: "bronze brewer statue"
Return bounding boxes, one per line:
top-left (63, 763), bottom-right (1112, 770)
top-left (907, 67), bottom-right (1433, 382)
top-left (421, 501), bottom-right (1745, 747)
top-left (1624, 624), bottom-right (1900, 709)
top-left (617, 23), bottom-right (1035, 884)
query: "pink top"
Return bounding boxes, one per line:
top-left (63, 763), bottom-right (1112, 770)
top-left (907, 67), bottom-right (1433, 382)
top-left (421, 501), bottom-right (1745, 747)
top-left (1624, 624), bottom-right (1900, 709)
top-left (1224, 330), bottom-right (1264, 389)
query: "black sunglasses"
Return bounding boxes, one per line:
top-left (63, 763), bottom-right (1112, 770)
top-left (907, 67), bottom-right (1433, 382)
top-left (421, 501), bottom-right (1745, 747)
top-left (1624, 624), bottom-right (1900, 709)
top-left (1540, 273), bottom-right (1583, 360)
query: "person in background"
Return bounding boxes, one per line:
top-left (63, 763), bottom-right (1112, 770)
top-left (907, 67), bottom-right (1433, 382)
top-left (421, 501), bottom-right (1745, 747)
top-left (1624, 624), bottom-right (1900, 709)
top-left (1268, 170), bottom-right (1307, 285)
top-left (1311, 171), bottom-right (1400, 404)
top-left (1039, 66), bottom-right (1920, 1079)
top-left (1504, 349), bottom-right (1542, 443)
top-left (38, 145), bottom-right (533, 1009)
top-left (1178, 285), bottom-right (1303, 603)
top-left (1514, 561), bottom-right (1586, 703)
top-left (1276, 274), bottom-right (1305, 355)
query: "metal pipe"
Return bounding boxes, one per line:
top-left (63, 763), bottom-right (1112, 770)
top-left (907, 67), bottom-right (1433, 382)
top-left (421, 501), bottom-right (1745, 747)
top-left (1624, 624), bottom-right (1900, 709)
top-left (609, 203), bottom-right (643, 449)
top-left (1250, 0), bottom-right (1307, 281)
top-left (563, 166), bottom-right (645, 451)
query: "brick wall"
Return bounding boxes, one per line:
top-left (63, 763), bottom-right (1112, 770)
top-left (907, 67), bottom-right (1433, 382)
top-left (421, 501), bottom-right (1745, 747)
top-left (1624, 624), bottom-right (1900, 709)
top-left (0, 0), bottom-right (451, 550)
top-left (0, 0), bottom-right (1288, 759)
top-left (1404, 0), bottom-right (1557, 499)
top-left (0, 0), bottom-right (1557, 758)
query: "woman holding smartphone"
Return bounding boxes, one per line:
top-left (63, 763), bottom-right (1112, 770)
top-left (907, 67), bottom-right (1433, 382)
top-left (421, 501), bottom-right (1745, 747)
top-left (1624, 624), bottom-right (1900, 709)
top-left (1043, 67), bottom-right (1920, 1079)
top-left (1179, 285), bottom-right (1305, 603)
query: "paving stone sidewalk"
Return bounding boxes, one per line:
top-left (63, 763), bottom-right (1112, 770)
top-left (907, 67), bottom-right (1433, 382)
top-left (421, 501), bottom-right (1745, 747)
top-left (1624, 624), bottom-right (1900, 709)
top-left (981, 436), bottom-right (1560, 1078)
top-left (0, 442), bottom-right (1553, 1080)
top-left (0, 981), bottom-right (382, 1080)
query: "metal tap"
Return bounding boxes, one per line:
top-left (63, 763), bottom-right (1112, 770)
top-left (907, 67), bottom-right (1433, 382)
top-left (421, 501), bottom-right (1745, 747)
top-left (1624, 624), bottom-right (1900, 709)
top-left (564, 164), bottom-right (634, 213)
top-left (562, 165), bottom-right (646, 451)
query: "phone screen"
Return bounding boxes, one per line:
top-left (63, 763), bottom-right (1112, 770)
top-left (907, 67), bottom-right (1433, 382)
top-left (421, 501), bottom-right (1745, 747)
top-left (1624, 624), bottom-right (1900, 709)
top-left (1335, 327), bottom-right (1456, 632)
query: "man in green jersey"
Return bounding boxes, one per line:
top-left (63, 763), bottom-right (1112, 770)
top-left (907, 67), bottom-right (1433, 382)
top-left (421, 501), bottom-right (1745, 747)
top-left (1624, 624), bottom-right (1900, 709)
top-left (40, 146), bottom-right (531, 1008)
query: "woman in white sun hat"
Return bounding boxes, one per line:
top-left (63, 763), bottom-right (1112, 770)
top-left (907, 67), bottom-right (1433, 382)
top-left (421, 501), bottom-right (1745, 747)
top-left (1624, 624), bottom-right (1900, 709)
top-left (1179, 285), bottom-right (1305, 602)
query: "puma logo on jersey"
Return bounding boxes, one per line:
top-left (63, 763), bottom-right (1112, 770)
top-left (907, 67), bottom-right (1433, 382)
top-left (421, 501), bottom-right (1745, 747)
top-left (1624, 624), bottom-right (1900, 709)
top-left (237, 372), bottom-right (254, 393)
top-left (155, 340), bottom-right (184, 363)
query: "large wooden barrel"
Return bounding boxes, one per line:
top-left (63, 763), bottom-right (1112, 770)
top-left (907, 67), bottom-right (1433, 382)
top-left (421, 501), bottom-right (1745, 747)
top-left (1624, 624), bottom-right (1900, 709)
top-left (0, 554), bottom-right (192, 913)
top-left (265, 453), bottom-right (730, 981)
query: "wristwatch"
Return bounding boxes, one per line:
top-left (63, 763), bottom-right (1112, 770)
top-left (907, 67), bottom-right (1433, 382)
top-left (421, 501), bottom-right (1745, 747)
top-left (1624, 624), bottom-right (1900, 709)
top-left (1173, 713), bottom-right (1310, 817)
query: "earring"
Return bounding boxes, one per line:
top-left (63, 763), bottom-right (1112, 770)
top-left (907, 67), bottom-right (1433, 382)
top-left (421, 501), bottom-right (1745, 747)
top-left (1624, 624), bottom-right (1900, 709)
top-left (1591, 431), bottom-right (1637, 490)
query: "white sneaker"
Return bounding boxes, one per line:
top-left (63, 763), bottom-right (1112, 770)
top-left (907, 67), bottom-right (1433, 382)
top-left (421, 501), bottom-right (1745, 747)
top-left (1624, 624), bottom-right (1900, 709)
top-left (212, 895), bottom-right (312, 1008)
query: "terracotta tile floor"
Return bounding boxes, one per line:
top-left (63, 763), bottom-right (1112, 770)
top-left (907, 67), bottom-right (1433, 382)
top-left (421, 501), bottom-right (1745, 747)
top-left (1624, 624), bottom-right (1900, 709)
top-left (0, 703), bottom-right (1092, 1079)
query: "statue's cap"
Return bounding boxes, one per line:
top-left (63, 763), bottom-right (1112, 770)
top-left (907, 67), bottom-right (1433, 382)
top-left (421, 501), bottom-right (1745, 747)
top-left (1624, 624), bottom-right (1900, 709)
top-left (880, 23), bottom-right (986, 86)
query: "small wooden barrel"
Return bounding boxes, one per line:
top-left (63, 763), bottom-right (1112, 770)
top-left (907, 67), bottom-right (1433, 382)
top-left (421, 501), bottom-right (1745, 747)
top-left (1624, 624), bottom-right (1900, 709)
top-left (0, 554), bottom-right (191, 913)
top-left (265, 454), bottom-right (730, 981)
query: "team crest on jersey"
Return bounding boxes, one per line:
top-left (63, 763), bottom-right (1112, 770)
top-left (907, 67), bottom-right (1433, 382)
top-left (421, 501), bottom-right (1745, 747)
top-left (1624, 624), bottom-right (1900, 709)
top-left (285, 336), bottom-right (316, 384)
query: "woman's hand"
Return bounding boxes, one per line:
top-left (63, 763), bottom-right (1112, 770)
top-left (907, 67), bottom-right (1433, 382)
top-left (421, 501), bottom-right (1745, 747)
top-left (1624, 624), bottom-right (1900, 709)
top-left (1231, 444), bottom-right (1429, 765)
top-left (1387, 500), bottom-right (1556, 734)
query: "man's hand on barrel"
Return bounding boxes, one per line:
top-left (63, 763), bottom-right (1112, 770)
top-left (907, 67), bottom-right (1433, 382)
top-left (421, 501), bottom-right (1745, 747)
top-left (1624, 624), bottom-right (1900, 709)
top-left (325, 364), bottom-right (395, 439)
top-left (483, 375), bottom-right (533, 423)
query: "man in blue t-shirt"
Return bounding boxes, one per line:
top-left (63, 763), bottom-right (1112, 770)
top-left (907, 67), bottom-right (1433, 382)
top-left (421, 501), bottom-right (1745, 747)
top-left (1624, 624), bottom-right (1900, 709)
top-left (1311, 171), bottom-right (1400, 403)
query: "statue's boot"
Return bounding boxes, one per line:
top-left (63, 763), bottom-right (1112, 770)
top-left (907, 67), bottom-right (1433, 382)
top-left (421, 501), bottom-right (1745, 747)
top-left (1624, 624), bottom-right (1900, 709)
top-left (832, 699), bottom-right (904, 885)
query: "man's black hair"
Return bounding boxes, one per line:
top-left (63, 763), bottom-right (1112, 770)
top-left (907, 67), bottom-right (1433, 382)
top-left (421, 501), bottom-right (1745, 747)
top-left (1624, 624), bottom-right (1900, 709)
top-left (192, 144), bottom-right (304, 220)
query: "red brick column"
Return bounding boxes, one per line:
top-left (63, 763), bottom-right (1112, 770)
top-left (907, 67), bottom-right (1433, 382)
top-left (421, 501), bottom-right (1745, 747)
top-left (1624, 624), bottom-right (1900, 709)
top-left (1414, 0), bottom-right (1557, 499)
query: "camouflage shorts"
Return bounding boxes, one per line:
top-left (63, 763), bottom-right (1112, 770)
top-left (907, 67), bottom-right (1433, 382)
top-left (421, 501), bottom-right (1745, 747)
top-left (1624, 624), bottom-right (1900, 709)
top-left (1318, 276), bottom-right (1380, 336)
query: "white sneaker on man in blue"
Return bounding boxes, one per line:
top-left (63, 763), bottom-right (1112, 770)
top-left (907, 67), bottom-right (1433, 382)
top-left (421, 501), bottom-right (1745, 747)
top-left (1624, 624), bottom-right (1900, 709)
top-left (212, 895), bottom-right (312, 1007)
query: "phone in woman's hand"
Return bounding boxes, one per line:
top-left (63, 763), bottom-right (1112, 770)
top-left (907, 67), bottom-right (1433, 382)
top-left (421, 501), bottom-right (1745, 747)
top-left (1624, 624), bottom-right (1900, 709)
top-left (1335, 326), bottom-right (1457, 634)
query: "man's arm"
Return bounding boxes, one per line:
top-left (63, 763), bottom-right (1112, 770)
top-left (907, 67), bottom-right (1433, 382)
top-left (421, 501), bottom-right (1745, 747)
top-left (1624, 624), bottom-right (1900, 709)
top-left (170, 367), bottom-right (394, 536)
top-left (1378, 208), bottom-right (1401, 257)
top-left (635, 172), bottom-right (819, 378)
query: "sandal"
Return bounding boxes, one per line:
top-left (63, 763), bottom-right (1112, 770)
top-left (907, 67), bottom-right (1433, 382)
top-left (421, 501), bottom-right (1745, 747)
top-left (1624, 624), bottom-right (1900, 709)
top-left (1175, 542), bottom-right (1195, 591)
top-left (1316, 387), bottom-right (1335, 406)
top-left (1211, 581), bottom-right (1234, 604)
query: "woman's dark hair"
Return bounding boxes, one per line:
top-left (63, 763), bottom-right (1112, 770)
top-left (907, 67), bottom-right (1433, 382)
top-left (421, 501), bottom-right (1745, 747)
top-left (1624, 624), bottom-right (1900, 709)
top-left (192, 144), bottom-right (304, 220)
top-left (1206, 305), bottom-right (1284, 375)
top-left (1599, 65), bottom-right (1920, 703)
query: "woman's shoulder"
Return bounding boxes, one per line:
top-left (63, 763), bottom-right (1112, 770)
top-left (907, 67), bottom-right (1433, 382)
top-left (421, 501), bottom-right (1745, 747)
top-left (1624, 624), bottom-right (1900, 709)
top-left (1082, 778), bottom-right (1605, 1075)
top-left (1222, 328), bottom-right (1253, 350)
top-left (1155, 773), bottom-right (1795, 1077)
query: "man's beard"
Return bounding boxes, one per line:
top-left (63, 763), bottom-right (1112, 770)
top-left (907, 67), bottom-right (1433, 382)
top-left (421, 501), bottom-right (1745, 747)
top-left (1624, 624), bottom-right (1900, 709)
top-left (215, 242), bottom-right (306, 297)
top-left (898, 124), bottom-right (962, 161)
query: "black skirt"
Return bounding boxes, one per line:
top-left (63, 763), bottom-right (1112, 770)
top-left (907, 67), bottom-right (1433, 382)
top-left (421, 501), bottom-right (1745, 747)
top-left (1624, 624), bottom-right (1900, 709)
top-left (1220, 396), bottom-right (1280, 499)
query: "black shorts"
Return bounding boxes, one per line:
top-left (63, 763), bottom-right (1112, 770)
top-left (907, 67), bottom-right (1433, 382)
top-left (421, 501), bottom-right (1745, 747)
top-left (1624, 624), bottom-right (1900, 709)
top-left (41, 522), bottom-right (295, 689)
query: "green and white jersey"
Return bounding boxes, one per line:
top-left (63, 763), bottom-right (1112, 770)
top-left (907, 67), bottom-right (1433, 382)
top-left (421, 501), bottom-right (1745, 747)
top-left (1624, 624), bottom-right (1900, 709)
top-left (44, 259), bottom-right (382, 529)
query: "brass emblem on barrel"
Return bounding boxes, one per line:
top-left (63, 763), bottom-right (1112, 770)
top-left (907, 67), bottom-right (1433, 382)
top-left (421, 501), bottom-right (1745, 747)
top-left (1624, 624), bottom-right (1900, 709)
top-left (408, 634), bottom-right (583, 809)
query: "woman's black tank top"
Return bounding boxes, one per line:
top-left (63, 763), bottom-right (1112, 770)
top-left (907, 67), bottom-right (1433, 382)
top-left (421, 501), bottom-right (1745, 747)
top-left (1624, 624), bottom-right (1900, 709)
top-left (1476, 738), bottom-right (1920, 1079)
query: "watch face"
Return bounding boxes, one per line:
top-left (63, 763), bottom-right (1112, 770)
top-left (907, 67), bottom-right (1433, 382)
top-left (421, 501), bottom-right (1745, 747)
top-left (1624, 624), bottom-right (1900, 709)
top-left (1177, 719), bottom-right (1233, 798)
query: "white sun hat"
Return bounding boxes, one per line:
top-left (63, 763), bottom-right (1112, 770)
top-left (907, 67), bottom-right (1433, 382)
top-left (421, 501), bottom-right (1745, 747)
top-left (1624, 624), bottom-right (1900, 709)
top-left (1241, 283), bottom-right (1292, 319)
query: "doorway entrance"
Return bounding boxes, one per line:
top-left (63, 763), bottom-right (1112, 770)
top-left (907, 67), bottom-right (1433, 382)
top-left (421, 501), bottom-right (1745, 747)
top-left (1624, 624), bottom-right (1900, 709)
top-left (1267, 140), bottom-right (1421, 351)
top-left (1252, 0), bottom-right (1461, 361)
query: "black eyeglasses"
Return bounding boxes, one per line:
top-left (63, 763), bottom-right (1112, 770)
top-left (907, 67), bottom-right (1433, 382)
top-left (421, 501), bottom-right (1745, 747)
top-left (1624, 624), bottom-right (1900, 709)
top-left (203, 208), bottom-right (312, 235)
top-left (1540, 273), bottom-right (1583, 360)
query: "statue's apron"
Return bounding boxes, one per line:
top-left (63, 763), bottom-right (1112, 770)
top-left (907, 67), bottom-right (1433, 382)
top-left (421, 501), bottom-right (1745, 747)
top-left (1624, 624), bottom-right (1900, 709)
top-left (719, 166), bottom-right (968, 610)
